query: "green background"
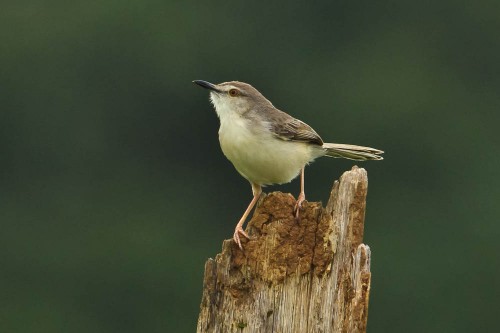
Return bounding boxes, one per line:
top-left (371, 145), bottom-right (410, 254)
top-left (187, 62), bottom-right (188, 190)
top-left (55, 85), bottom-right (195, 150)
top-left (2, 1), bottom-right (499, 332)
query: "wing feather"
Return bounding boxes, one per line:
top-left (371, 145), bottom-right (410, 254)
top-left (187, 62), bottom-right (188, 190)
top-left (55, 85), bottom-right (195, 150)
top-left (269, 111), bottom-right (324, 146)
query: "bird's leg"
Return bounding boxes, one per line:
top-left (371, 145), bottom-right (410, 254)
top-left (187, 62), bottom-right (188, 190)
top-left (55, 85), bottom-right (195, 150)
top-left (233, 183), bottom-right (262, 250)
top-left (294, 168), bottom-right (306, 219)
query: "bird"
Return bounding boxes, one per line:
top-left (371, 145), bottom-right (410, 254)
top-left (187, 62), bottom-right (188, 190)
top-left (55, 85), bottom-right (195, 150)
top-left (193, 80), bottom-right (383, 249)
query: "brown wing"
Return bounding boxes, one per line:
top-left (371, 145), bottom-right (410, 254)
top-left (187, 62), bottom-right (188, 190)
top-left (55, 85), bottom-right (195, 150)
top-left (270, 112), bottom-right (324, 146)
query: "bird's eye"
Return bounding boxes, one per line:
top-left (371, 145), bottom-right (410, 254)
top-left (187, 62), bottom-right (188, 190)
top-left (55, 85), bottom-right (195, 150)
top-left (228, 89), bottom-right (239, 97)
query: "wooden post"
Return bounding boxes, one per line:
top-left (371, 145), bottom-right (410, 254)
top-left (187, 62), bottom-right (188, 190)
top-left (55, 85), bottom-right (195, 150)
top-left (197, 166), bottom-right (372, 333)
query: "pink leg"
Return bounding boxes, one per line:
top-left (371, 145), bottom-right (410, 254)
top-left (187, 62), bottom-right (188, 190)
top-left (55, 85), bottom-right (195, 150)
top-left (233, 183), bottom-right (262, 250)
top-left (294, 168), bottom-right (306, 219)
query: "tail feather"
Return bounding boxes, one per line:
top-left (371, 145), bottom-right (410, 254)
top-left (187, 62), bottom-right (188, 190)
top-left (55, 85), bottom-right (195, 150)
top-left (323, 143), bottom-right (384, 161)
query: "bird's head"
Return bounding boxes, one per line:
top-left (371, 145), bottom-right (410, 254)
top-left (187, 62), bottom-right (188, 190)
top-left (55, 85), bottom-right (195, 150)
top-left (193, 80), bottom-right (273, 118)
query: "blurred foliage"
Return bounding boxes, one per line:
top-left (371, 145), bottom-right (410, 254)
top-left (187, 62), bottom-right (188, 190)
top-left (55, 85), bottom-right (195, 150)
top-left (1, 1), bottom-right (499, 332)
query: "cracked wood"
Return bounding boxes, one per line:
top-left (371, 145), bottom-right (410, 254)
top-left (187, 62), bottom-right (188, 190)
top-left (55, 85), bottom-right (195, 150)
top-left (197, 166), bottom-right (372, 333)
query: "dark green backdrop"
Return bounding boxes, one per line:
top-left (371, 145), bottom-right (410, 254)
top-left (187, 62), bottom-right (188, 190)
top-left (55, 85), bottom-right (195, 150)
top-left (2, 1), bottom-right (499, 332)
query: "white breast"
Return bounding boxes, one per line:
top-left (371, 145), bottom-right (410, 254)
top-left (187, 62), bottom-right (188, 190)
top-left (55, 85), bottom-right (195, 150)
top-left (217, 108), bottom-right (319, 185)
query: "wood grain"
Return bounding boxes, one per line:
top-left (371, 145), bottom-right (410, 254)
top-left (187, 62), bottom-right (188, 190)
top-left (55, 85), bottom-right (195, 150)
top-left (197, 166), bottom-right (372, 333)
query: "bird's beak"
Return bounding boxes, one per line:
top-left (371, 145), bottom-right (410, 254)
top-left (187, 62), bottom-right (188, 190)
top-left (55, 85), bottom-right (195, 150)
top-left (192, 80), bottom-right (220, 92)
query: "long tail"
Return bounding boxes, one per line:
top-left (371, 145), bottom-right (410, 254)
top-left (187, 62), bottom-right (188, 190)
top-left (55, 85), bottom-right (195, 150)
top-left (323, 143), bottom-right (384, 161)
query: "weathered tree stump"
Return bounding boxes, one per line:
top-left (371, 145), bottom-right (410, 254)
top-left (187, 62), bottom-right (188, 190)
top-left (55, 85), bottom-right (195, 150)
top-left (197, 166), bottom-right (372, 333)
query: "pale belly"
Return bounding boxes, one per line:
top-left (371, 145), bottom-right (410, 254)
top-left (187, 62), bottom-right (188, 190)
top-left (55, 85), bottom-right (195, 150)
top-left (219, 121), bottom-right (322, 185)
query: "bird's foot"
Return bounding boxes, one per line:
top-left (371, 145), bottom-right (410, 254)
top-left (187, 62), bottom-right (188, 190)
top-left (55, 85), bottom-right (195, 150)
top-left (294, 192), bottom-right (306, 220)
top-left (233, 226), bottom-right (250, 250)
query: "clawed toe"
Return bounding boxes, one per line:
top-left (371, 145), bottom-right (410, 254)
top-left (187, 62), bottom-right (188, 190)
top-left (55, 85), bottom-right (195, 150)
top-left (233, 227), bottom-right (250, 250)
top-left (294, 193), bottom-right (306, 219)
